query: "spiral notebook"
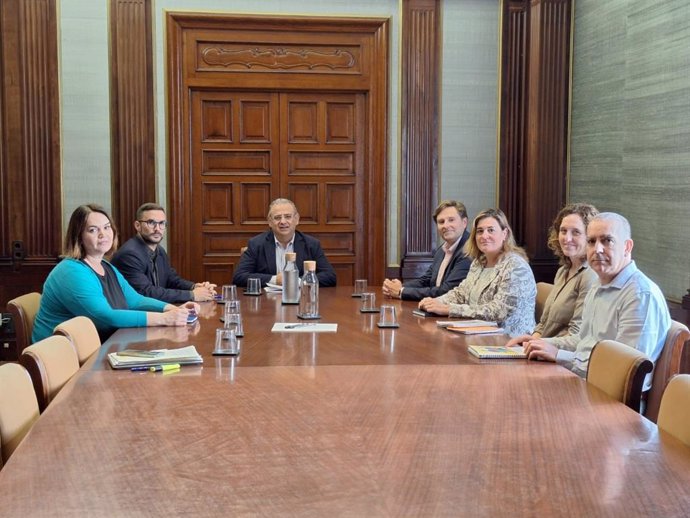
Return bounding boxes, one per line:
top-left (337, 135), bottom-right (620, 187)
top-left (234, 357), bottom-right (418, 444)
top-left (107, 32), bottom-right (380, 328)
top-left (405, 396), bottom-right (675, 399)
top-left (467, 345), bottom-right (527, 359)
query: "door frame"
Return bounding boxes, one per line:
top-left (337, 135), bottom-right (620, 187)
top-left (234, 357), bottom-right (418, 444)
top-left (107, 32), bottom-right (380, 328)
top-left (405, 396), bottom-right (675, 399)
top-left (166, 12), bottom-right (389, 285)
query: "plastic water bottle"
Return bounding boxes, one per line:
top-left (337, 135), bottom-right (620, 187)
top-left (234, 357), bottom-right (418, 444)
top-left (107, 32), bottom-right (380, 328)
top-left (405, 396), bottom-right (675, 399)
top-left (282, 252), bottom-right (300, 305)
top-left (298, 260), bottom-right (320, 319)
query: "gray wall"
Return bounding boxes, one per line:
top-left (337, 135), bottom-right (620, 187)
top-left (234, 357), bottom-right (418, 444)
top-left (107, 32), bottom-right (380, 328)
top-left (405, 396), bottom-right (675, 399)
top-left (440, 0), bottom-right (499, 224)
top-left (570, 0), bottom-right (690, 301)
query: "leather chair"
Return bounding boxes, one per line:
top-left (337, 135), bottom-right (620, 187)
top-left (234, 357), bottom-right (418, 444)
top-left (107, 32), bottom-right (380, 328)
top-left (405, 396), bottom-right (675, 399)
top-left (53, 316), bottom-right (101, 366)
top-left (19, 335), bottom-right (80, 412)
top-left (644, 320), bottom-right (690, 423)
top-left (0, 363), bottom-right (40, 467)
top-left (535, 282), bottom-right (553, 322)
top-left (587, 339), bottom-right (653, 411)
top-left (657, 374), bottom-right (690, 447)
top-left (6, 292), bottom-right (41, 355)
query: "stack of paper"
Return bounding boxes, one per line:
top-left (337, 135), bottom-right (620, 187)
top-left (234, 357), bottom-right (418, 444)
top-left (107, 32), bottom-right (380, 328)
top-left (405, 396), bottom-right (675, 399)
top-left (108, 345), bottom-right (203, 369)
top-left (264, 282), bottom-right (282, 293)
top-left (446, 325), bottom-right (504, 335)
top-left (436, 319), bottom-right (497, 328)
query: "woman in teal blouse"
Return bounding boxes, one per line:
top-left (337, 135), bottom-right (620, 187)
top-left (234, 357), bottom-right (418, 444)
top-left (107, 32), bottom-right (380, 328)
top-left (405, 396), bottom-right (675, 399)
top-left (32, 204), bottom-right (196, 342)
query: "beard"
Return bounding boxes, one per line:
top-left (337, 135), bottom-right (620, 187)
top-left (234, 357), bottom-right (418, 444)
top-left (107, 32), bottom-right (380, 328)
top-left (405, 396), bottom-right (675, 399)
top-left (140, 232), bottom-right (163, 246)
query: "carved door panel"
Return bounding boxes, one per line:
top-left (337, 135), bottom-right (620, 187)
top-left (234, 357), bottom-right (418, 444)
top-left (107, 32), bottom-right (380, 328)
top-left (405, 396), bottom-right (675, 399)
top-left (280, 92), bottom-right (364, 285)
top-left (189, 90), bottom-right (364, 286)
top-left (168, 14), bottom-right (388, 287)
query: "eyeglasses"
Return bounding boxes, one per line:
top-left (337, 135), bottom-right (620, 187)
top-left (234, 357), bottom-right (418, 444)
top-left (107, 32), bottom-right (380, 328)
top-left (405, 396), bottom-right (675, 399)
top-left (270, 213), bottom-right (295, 223)
top-left (139, 219), bottom-right (167, 230)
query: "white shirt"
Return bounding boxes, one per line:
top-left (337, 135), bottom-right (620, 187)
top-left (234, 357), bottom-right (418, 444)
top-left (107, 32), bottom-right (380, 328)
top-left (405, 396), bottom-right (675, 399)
top-left (549, 261), bottom-right (670, 391)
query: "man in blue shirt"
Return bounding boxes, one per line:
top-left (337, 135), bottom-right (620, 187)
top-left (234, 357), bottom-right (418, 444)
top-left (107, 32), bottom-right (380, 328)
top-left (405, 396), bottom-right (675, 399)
top-left (524, 212), bottom-right (671, 391)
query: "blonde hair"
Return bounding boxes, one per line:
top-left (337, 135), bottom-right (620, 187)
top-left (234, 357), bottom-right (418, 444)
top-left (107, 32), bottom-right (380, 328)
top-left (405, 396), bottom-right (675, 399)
top-left (463, 208), bottom-right (527, 265)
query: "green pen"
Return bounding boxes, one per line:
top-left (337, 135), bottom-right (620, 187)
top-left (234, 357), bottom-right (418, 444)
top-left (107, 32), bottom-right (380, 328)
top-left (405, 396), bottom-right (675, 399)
top-left (150, 364), bottom-right (180, 372)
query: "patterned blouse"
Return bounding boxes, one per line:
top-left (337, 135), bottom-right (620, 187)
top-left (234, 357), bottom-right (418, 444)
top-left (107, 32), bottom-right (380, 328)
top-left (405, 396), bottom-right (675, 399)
top-left (437, 252), bottom-right (537, 337)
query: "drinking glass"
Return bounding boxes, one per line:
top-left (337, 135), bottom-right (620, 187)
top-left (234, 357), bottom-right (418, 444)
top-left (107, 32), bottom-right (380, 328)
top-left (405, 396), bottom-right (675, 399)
top-left (360, 292), bottom-right (378, 313)
top-left (353, 279), bottom-right (368, 296)
top-left (213, 328), bottom-right (240, 355)
top-left (377, 305), bottom-right (399, 328)
top-left (222, 284), bottom-right (238, 302)
top-left (246, 278), bottom-right (261, 295)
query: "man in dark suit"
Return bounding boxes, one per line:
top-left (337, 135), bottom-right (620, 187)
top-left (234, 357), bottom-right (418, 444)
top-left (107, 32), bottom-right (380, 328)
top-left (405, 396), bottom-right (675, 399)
top-left (382, 200), bottom-right (471, 301)
top-left (232, 198), bottom-right (336, 287)
top-left (111, 203), bottom-right (217, 303)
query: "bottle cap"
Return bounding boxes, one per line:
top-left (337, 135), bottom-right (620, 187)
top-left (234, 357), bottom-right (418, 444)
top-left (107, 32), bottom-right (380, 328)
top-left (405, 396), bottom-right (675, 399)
top-left (285, 252), bottom-right (296, 262)
top-left (304, 260), bottom-right (316, 272)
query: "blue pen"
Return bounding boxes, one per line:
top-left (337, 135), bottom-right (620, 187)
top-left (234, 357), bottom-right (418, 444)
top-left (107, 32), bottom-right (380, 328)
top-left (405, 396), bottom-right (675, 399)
top-left (130, 364), bottom-right (181, 372)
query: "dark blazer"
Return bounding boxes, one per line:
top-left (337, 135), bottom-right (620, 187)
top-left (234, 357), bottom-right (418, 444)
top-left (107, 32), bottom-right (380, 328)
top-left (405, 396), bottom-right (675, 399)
top-left (233, 230), bottom-right (336, 287)
top-left (111, 235), bottom-right (194, 303)
top-left (401, 230), bottom-right (472, 301)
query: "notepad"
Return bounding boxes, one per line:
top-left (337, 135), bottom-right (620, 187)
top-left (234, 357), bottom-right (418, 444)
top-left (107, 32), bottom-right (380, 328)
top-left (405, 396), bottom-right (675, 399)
top-left (468, 345), bottom-right (527, 359)
top-left (271, 323), bottom-right (338, 332)
top-left (446, 325), bottom-right (504, 335)
top-left (264, 282), bottom-right (283, 293)
top-left (108, 345), bottom-right (203, 369)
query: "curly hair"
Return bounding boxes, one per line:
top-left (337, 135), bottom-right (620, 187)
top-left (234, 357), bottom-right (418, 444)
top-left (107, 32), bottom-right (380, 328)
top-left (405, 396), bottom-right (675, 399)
top-left (463, 208), bottom-right (528, 265)
top-left (547, 203), bottom-right (599, 267)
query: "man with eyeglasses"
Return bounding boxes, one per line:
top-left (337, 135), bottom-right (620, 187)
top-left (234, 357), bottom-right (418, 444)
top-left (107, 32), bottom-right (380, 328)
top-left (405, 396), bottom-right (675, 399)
top-left (233, 198), bottom-right (336, 287)
top-left (112, 203), bottom-right (217, 303)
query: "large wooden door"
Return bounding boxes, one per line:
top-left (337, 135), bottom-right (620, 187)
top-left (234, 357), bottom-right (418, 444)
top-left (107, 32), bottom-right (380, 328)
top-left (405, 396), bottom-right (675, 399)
top-left (189, 90), bottom-right (364, 285)
top-left (167, 13), bottom-right (388, 287)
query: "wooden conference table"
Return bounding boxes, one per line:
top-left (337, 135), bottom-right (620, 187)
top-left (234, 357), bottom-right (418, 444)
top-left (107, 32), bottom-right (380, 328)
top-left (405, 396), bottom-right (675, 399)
top-left (1, 287), bottom-right (690, 516)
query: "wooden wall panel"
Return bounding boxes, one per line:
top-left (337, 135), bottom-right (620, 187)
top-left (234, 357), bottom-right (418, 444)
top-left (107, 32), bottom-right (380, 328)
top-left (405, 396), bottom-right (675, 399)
top-left (499, 0), bottom-right (572, 282)
top-left (0, 0), bottom-right (60, 307)
top-left (400, 0), bottom-right (441, 280)
top-left (109, 0), bottom-right (156, 239)
top-left (499, 0), bottom-right (529, 242)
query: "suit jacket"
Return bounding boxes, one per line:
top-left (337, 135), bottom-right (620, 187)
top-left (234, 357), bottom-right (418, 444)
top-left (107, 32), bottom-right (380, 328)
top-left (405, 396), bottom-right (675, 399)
top-left (401, 230), bottom-right (472, 301)
top-left (111, 235), bottom-right (194, 303)
top-left (232, 230), bottom-right (337, 287)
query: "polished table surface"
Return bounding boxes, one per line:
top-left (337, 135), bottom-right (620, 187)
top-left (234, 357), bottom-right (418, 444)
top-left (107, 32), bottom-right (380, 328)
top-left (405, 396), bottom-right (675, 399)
top-left (1, 287), bottom-right (690, 516)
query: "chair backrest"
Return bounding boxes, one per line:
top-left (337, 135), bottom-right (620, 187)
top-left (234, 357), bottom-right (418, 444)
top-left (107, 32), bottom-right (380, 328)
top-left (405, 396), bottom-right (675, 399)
top-left (19, 335), bottom-right (80, 412)
top-left (657, 374), bottom-right (690, 447)
top-left (587, 339), bottom-right (654, 411)
top-left (644, 320), bottom-right (690, 423)
top-left (0, 363), bottom-right (40, 466)
top-left (6, 292), bottom-right (42, 355)
top-left (53, 316), bottom-right (101, 366)
top-left (535, 282), bottom-right (553, 322)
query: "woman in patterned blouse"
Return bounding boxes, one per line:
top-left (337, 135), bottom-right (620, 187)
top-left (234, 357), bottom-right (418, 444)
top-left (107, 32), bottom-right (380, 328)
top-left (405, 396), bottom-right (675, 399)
top-left (418, 208), bottom-right (537, 336)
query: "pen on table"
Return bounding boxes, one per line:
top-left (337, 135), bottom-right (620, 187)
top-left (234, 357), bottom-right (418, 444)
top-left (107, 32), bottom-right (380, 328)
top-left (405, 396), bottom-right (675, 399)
top-left (131, 364), bottom-right (181, 372)
top-left (284, 323), bottom-right (317, 329)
